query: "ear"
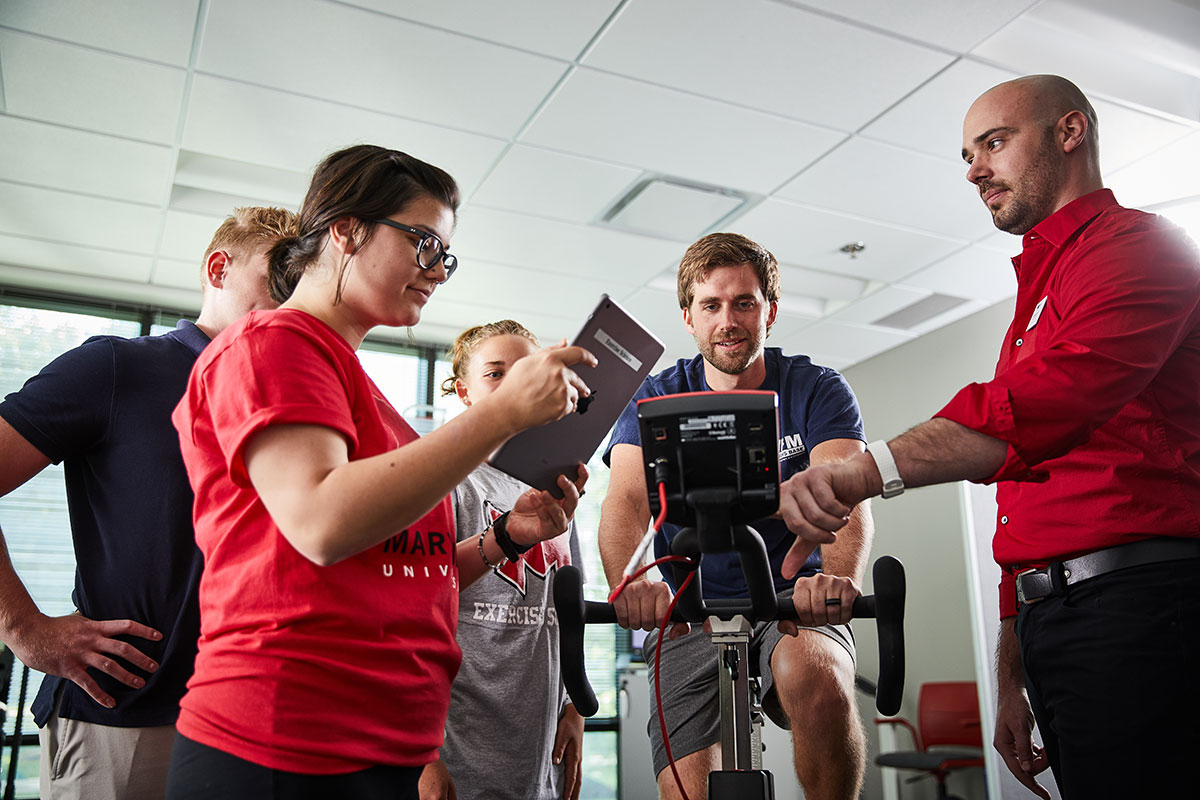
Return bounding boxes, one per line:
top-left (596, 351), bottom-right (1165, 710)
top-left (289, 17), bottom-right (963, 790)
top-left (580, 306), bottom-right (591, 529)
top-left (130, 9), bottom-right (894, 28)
top-left (1059, 110), bottom-right (1088, 154)
top-left (327, 217), bottom-right (359, 256)
top-left (454, 379), bottom-right (471, 407)
top-left (205, 250), bottom-right (231, 289)
top-left (682, 305), bottom-right (695, 335)
top-left (766, 300), bottom-right (778, 331)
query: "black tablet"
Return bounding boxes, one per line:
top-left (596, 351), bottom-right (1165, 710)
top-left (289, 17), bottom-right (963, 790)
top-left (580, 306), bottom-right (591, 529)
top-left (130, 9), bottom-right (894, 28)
top-left (489, 294), bottom-right (665, 496)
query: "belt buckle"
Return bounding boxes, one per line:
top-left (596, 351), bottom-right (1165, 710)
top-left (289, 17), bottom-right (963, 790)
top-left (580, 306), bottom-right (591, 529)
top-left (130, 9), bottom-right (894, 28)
top-left (1015, 567), bottom-right (1053, 606)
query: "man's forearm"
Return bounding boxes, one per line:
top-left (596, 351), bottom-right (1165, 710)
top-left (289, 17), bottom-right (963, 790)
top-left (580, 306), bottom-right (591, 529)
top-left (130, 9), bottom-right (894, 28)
top-left (598, 496), bottom-right (646, 589)
top-left (819, 500), bottom-right (873, 584)
top-left (996, 616), bottom-right (1025, 690)
top-left (0, 529), bottom-right (42, 642)
top-left (889, 417), bottom-right (1009, 489)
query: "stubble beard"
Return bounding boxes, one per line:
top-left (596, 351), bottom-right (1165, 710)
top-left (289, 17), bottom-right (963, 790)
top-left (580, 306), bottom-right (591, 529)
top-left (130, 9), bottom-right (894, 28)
top-left (696, 328), bottom-right (764, 376)
top-left (987, 132), bottom-right (1064, 236)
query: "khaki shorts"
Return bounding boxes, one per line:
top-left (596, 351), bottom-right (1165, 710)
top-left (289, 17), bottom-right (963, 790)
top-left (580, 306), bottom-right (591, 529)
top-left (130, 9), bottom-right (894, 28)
top-left (39, 690), bottom-right (177, 800)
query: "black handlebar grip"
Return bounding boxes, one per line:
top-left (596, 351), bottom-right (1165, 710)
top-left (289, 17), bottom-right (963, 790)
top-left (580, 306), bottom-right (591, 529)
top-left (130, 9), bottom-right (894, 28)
top-left (868, 555), bottom-right (906, 716)
top-left (553, 565), bottom-right (599, 717)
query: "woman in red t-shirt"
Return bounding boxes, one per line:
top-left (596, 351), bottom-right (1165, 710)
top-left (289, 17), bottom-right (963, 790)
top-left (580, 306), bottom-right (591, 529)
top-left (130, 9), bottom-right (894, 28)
top-left (168, 145), bottom-right (593, 800)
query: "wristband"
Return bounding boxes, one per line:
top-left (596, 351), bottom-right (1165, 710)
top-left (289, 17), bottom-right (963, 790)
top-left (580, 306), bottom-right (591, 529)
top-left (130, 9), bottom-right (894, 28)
top-left (492, 512), bottom-right (534, 561)
top-left (477, 531), bottom-right (507, 571)
top-left (866, 439), bottom-right (904, 499)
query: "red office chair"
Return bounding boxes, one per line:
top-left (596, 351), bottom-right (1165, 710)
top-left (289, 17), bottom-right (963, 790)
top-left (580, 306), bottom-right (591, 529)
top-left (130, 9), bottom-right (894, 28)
top-left (875, 681), bottom-right (986, 800)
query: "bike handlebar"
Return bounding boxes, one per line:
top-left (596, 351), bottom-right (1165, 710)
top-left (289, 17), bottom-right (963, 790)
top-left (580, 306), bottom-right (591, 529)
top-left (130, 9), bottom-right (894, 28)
top-left (554, 555), bottom-right (906, 717)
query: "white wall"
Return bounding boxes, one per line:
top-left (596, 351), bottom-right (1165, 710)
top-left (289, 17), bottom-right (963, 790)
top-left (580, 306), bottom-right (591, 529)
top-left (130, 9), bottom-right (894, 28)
top-left (837, 298), bottom-right (1015, 800)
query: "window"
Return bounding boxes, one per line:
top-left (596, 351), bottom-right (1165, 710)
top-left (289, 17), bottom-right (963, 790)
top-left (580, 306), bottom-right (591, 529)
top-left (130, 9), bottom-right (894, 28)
top-left (0, 297), bottom-right (144, 799)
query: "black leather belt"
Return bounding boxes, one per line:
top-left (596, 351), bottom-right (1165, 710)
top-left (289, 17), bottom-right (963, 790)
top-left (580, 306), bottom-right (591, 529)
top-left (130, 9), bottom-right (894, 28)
top-left (1015, 537), bottom-right (1200, 607)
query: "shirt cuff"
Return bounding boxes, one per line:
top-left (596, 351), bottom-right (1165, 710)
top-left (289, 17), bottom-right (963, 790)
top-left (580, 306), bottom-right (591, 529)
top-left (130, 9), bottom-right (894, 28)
top-left (998, 572), bottom-right (1018, 620)
top-left (934, 382), bottom-right (1047, 484)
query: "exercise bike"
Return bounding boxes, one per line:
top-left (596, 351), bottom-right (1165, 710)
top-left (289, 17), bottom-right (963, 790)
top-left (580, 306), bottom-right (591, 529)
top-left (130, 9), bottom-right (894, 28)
top-left (554, 391), bottom-right (906, 799)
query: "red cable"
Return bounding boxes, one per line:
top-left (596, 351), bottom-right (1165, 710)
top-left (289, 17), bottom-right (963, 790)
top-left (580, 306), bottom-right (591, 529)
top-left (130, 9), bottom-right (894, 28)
top-left (607, 482), bottom-right (670, 604)
top-left (656, 569), bottom-right (696, 800)
top-left (607, 480), bottom-right (699, 798)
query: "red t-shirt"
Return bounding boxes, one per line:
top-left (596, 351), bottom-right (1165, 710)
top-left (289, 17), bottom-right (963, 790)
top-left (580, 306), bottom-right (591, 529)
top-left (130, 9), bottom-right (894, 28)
top-left (934, 190), bottom-right (1200, 617)
top-left (172, 309), bottom-right (460, 773)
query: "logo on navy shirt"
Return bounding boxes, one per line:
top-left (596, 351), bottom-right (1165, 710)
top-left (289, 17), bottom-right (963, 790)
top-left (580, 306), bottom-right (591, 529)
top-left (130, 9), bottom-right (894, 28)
top-left (779, 432), bottom-right (807, 462)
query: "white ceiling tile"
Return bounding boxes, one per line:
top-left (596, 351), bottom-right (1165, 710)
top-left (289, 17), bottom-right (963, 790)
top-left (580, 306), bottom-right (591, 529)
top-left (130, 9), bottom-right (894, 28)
top-left (0, 116), bottom-right (172, 205)
top-left (469, 145), bottom-right (642, 224)
top-left (0, 0), bottom-right (199, 65)
top-left (584, 0), bottom-right (953, 131)
top-left (451, 205), bottom-right (686, 285)
top-left (971, 15), bottom-right (1200, 122)
top-left (774, 318), bottom-right (914, 365)
top-left (733, 199), bottom-right (964, 282)
top-left (777, 264), bottom-right (867, 303)
top-left (153, 258), bottom-right (204, 292)
top-left (173, 151), bottom-right (308, 209)
top-left (181, 76), bottom-right (506, 193)
top-left (777, 137), bottom-right (995, 240)
top-left (977, 229), bottom-right (1022, 251)
top-left (0, 234), bottom-right (153, 283)
top-left (828, 285), bottom-right (933, 326)
top-left (896, 245), bottom-right (1017, 304)
top-left (197, 0), bottom-right (567, 138)
top-left (862, 59), bottom-right (1020, 162)
top-left (339, 0), bottom-right (620, 59)
top-left (158, 209), bottom-right (227, 262)
top-left (1108, 130), bottom-right (1200, 208)
top-left (520, 68), bottom-right (847, 195)
top-left (0, 182), bottom-right (160, 253)
top-left (793, 0), bottom-right (1038, 52)
top-left (0, 31), bottom-right (186, 143)
top-left (434, 259), bottom-right (628, 323)
top-left (412, 296), bottom-right (577, 348)
top-left (1089, 99), bottom-right (1195, 175)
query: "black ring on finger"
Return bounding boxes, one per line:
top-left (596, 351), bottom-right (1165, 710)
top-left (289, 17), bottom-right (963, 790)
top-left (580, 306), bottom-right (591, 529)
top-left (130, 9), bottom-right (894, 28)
top-left (824, 598), bottom-right (842, 607)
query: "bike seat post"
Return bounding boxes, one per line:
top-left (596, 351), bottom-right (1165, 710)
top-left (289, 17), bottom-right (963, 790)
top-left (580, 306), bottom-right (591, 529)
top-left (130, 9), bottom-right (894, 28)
top-left (709, 615), bottom-right (756, 772)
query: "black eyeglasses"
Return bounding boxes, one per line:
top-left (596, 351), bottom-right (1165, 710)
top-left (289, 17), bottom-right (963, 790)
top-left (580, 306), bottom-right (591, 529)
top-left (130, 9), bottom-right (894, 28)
top-left (374, 219), bottom-right (458, 280)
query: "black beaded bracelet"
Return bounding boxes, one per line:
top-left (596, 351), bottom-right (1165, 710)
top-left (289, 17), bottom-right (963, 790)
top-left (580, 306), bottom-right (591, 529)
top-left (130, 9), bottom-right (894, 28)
top-left (492, 511), bottom-right (533, 561)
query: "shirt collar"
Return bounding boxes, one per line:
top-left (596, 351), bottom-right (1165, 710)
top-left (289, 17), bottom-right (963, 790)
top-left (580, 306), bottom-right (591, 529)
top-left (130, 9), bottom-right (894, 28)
top-left (170, 319), bottom-right (211, 356)
top-left (1024, 188), bottom-right (1116, 250)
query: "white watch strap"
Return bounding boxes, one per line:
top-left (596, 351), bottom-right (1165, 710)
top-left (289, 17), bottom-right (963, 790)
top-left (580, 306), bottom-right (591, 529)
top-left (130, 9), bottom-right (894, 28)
top-left (866, 439), bottom-right (904, 499)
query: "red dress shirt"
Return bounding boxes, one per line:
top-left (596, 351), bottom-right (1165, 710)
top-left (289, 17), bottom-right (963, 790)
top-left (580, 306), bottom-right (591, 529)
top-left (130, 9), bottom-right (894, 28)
top-left (934, 189), bottom-right (1200, 617)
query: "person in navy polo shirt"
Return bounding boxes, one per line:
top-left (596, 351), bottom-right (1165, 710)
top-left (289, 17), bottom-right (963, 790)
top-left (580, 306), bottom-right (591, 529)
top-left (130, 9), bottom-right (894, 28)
top-left (0, 206), bottom-right (296, 800)
top-left (599, 232), bottom-right (875, 800)
top-left (779, 75), bottom-right (1200, 799)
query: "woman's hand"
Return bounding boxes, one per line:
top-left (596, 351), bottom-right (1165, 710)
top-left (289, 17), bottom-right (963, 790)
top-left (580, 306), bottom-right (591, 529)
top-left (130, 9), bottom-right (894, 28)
top-left (507, 464), bottom-right (588, 547)
top-left (487, 342), bottom-right (596, 433)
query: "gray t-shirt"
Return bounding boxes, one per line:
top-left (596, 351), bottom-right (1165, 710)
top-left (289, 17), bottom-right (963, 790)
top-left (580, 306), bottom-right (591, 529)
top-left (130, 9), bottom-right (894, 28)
top-left (441, 463), bottom-right (584, 800)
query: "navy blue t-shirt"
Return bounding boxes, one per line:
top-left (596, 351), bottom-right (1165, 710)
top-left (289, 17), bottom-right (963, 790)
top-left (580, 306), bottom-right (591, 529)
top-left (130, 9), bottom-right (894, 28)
top-left (605, 348), bottom-right (865, 599)
top-left (0, 321), bottom-right (208, 727)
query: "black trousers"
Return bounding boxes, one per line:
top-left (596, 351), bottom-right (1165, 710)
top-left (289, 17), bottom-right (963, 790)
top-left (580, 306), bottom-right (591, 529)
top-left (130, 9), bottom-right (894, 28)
top-left (166, 734), bottom-right (422, 800)
top-left (1016, 558), bottom-right (1200, 799)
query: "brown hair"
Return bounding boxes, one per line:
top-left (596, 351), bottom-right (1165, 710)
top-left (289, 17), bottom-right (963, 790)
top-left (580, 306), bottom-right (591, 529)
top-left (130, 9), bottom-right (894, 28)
top-left (676, 232), bottom-right (781, 310)
top-left (201, 206), bottom-right (298, 292)
top-left (439, 319), bottom-right (539, 396)
top-left (267, 144), bottom-right (460, 303)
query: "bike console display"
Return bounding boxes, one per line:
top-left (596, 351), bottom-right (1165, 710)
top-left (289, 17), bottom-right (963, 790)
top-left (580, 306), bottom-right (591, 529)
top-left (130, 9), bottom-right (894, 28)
top-left (637, 391), bottom-right (780, 527)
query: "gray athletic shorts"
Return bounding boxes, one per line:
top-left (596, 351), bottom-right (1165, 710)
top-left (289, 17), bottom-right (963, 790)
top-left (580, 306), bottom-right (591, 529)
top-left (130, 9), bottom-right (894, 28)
top-left (642, 619), bottom-right (855, 776)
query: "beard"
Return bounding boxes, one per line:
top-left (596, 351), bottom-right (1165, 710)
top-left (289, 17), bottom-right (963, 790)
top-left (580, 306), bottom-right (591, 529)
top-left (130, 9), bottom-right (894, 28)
top-left (982, 131), bottom-right (1064, 235)
top-left (695, 326), bottom-right (765, 376)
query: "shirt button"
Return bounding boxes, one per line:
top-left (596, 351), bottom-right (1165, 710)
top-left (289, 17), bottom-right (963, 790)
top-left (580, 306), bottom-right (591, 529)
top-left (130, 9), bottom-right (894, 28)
top-left (1015, 338), bottom-right (1023, 346)
top-left (1001, 515), bottom-right (1009, 524)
